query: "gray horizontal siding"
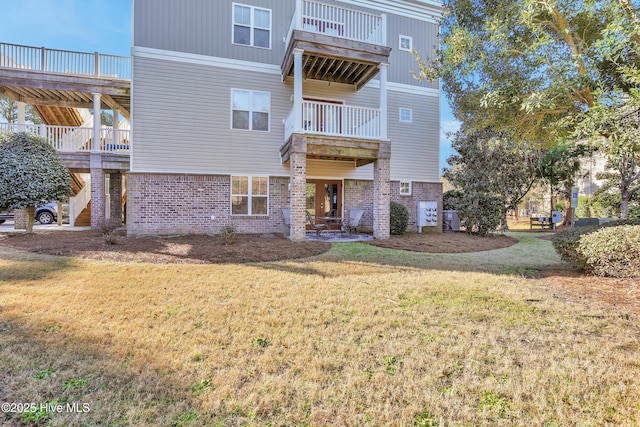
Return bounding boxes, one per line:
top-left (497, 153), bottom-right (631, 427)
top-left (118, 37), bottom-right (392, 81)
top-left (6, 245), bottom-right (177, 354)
top-left (131, 54), bottom-right (439, 180)
top-left (134, 0), bottom-right (440, 88)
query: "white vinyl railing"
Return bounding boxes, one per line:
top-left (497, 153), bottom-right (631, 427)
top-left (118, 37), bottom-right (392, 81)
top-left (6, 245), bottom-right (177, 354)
top-left (285, 100), bottom-right (381, 140)
top-left (69, 175), bottom-right (91, 227)
top-left (0, 123), bottom-right (130, 154)
top-left (0, 42), bottom-right (130, 79)
top-left (286, 0), bottom-right (386, 46)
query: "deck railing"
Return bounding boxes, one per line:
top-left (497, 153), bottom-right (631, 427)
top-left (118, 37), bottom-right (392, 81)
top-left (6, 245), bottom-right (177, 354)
top-left (285, 0), bottom-right (386, 46)
top-left (0, 42), bottom-right (130, 79)
top-left (0, 123), bottom-right (130, 154)
top-left (285, 100), bottom-right (381, 141)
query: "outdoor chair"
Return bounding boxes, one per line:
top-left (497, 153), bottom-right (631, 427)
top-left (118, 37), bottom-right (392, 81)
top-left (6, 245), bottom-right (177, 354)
top-left (342, 208), bottom-right (364, 234)
top-left (281, 208), bottom-right (291, 229)
top-left (305, 210), bottom-right (329, 236)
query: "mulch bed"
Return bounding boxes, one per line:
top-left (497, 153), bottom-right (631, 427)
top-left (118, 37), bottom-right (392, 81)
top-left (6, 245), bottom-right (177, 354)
top-left (367, 231), bottom-right (518, 253)
top-left (0, 230), bottom-right (330, 264)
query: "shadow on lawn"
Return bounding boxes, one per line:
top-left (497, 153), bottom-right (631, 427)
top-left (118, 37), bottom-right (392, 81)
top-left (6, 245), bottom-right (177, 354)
top-left (257, 233), bottom-right (561, 278)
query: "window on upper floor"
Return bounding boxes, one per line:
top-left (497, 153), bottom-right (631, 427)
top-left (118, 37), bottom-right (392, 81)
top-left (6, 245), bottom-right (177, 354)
top-left (399, 181), bottom-right (412, 196)
top-left (231, 89), bottom-right (270, 131)
top-left (399, 108), bottom-right (413, 123)
top-left (399, 35), bottom-right (413, 52)
top-left (231, 176), bottom-right (269, 216)
top-left (233, 3), bottom-right (271, 49)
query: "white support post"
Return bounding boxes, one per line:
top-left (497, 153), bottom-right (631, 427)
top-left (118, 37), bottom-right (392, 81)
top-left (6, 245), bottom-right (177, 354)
top-left (293, 48), bottom-right (304, 133)
top-left (295, 0), bottom-right (303, 30)
top-left (381, 14), bottom-right (387, 46)
top-left (92, 93), bottom-right (101, 151)
top-left (112, 109), bottom-right (120, 149)
top-left (16, 101), bottom-right (26, 132)
top-left (39, 123), bottom-right (46, 138)
top-left (379, 63), bottom-right (388, 139)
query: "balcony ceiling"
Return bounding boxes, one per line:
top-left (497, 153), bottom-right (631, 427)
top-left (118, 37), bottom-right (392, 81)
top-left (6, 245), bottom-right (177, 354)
top-left (0, 68), bottom-right (130, 119)
top-left (282, 30), bottom-right (391, 89)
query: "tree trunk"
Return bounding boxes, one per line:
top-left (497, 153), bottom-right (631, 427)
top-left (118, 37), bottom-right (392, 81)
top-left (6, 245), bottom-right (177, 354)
top-left (621, 193), bottom-right (629, 220)
top-left (25, 206), bottom-right (35, 233)
top-left (500, 208), bottom-right (509, 232)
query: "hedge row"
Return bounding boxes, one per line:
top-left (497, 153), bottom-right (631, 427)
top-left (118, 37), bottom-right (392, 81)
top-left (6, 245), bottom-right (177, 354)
top-left (552, 219), bottom-right (640, 278)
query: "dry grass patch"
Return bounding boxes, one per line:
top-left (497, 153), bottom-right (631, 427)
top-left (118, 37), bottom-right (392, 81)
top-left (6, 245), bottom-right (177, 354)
top-left (0, 238), bottom-right (639, 426)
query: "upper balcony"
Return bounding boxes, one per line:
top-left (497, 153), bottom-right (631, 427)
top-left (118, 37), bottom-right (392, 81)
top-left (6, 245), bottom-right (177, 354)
top-left (282, 0), bottom-right (391, 89)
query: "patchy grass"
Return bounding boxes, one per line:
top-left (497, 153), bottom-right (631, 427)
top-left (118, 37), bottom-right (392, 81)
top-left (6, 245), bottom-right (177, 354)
top-left (0, 235), bottom-right (639, 426)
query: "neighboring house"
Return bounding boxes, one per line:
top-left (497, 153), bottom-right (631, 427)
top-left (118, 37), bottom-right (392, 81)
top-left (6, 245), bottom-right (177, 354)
top-left (128, 0), bottom-right (444, 240)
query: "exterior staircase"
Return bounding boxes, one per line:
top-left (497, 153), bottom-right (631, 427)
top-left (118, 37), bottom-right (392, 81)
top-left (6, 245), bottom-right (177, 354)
top-left (74, 201), bottom-right (91, 226)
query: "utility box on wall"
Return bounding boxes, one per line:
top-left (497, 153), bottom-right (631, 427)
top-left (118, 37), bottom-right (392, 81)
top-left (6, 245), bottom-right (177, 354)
top-left (417, 201), bottom-right (438, 232)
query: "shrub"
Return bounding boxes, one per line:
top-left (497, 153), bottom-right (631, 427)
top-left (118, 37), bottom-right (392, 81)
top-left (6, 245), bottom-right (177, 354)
top-left (578, 225), bottom-right (640, 277)
top-left (220, 222), bottom-right (237, 245)
top-left (552, 219), bottom-right (640, 277)
top-left (390, 201), bottom-right (409, 235)
top-left (443, 189), bottom-right (463, 210)
top-left (96, 219), bottom-right (118, 245)
top-left (458, 193), bottom-right (501, 235)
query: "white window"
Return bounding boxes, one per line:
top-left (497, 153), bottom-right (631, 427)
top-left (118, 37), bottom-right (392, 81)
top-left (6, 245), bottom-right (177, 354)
top-left (399, 108), bottom-right (412, 123)
top-left (400, 181), bottom-right (412, 196)
top-left (399, 35), bottom-right (413, 52)
top-left (233, 4), bottom-right (271, 48)
top-left (231, 89), bottom-right (270, 131)
top-left (231, 176), bottom-right (269, 215)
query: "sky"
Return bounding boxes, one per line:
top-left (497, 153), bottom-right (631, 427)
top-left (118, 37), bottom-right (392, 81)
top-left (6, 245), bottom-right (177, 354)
top-left (1, 0), bottom-right (458, 172)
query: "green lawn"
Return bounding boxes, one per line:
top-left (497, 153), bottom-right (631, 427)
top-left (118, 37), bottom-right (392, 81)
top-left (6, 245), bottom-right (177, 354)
top-left (0, 234), bottom-right (638, 426)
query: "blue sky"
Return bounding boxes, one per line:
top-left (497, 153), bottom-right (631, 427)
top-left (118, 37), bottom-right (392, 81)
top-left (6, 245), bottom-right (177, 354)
top-left (1, 0), bottom-right (458, 172)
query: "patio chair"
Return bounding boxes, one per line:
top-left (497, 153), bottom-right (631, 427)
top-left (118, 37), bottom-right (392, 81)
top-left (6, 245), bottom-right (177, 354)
top-left (342, 208), bottom-right (364, 234)
top-left (305, 210), bottom-right (329, 236)
top-left (281, 208), bottom-right (291, 229)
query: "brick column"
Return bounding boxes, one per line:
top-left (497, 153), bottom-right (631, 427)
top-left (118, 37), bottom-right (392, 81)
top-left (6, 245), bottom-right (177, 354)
top-left (373, 157), bottom-right (391, 239)
top-left (13, 208), bottom-right (27, 230)
top-left (289, 136), bottom-right (307, 242)
top-left (90, 154), bottom-right (106, 228)
top-left (109, 172), bottom-right (123, 227)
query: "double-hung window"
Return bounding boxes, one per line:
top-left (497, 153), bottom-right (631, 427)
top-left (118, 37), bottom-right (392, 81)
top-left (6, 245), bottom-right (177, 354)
top-left (399, 181), bottom-right (412, 196)
top-left (231, 89), bottom-right (270, 131)
top-left (233, 4), bottom-right (271, 48)
top-left (231, 176), bottom-right (269, 215)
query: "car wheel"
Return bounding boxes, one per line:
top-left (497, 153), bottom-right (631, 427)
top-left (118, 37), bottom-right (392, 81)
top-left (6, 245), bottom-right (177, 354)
top-left (37, 211), bottom-right (55, 224)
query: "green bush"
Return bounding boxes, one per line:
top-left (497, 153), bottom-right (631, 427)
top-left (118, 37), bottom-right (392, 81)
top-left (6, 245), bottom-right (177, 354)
top-left (390, 201), bottom-right (409, 235)
top-left (578, 225), bottom-right (640, 277)
top-left (552, 219), bottom-right (640, 277)
top-left (443, 189), bottom-right (463, 210)
top-left (458, 193), bottom-right (501, 235)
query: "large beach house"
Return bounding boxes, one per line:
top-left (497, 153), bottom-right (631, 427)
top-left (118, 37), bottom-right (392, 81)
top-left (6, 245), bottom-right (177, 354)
top-left (127, 0), bottom-right (444, 240)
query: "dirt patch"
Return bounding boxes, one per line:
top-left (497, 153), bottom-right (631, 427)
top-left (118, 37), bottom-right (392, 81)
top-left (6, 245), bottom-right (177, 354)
top-left (367, 231), bottom-right (518, 253)
top-left (0, 230), bottom-right (330, 264)
top-left (540, 264), bottom-right (640, 315)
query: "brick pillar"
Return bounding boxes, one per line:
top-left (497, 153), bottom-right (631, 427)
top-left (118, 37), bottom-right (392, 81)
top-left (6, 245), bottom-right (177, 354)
top-left (90, 154), bottom-right (106, 229)
top-left (289, 138), bottom-right (307, 242)
top-left (13, 208), bottom-right (27, 230)
top-left (109, 172), bottom-right (123, 227)
top-left (373, 157), bottom-right (391, 239)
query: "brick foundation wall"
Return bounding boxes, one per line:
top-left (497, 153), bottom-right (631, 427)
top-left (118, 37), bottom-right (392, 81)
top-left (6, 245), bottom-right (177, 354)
top-left (127, 173), bottom-right (441, 236)
top-left (345, 179), bottom-right (443, 233)
top-left (127, 173), bottom-right (290, 236)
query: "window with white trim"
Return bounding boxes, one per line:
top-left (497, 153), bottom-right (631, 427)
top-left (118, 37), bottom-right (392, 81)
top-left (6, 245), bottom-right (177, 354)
top-left (231, 89), bottom-right (270, 131)
top-left (231, 176), bottom-right (269, 215)
top-left (399, 108), bottom-right (412, 123)
top-left (399, 181), bottom-right (412, 196)
top-left (399, 35), bottom-right (413, 51)
top-left (233, 3), bottom-right (271, 48)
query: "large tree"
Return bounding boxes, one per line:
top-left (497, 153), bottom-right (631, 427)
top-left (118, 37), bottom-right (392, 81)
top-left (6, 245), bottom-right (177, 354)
top-left (0, 132), bottom-right (71, 232)
top-left (418, 0), bottom-right (639, 143)
top-left (444, 128), bottom-right (537, 233)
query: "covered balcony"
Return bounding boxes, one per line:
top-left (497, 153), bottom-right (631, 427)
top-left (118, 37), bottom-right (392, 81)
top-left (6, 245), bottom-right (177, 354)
top-left (282, 0), bottom-right (391, 89)
top-left (281, 99), bottom-right (387, 167)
